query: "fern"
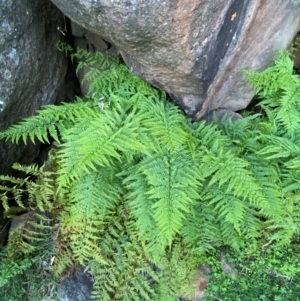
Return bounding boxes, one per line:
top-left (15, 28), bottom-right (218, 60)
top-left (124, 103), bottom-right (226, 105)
top-left (2, 43), bottom-right (300, 300)
top-left (90, 204), bottom-right (196, 301)
top-left (56, 105), bottom-right (149, 187)
top-left (244, 50), bottom-right (300, 137)
top-left (123, 150), bottom-right (202, 245)
top-left (0, 163), bottom-right (55, 214)
top-left (0, 98), bottom-right (97, 144)
top-left (0, 209), bottom-right (57, 300)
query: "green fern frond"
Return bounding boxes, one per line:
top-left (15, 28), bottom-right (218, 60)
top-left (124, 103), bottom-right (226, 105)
top-left (155, 241), bottom-right (197, 300)
top-left (121, 162), bottom-right (156, 238)
top-left (57, 169), bottom-right (123, 265)
top-left (246, 156), bottom-right (283, 219)
top-left (240, 208), bottom-right (262, 244)
top-left (52, 248), bottom-right (74, 279)
top-left (138, 98), bottom-right (194, 153)
top-left (200, 148), bottom-right (263, 204)
top-left (124, 150), bottom-right (202, 245)
top-left (274, 85), bottom-right (300, 136)
top-left (68, 224), bottom-right (105, 265)
top-left (72, 48), bottom-right (119, 77)
top-left (69, 47), bottom-right (160, 107)
top-left (244, 50), bottom-right (300, 136)
top-left (206, 187), bottom-right (247, 235)
top-left (0, 163), bottom-right (56, 213)
top-left (218, 218), bottom-right (244, 250)
top-left (244, 50), bottom-right (295, 97)
top-left (0, 99), bottom-right (97, 144)
top-left (265, 216), bottom-right (298, 246)
top-left (90, 204), bottom-right (159, 301)
top-left (56, 106), bottom-right (150, 187)
top-left (258, 136), bottom-right (300, 159)
top-left (182, 200), bottom-right (223, 255)
top-left (69, 167), bottom-right (122, 218)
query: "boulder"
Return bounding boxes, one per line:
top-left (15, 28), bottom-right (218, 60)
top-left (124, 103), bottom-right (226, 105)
top-left (57, 267), bottom-right (93, 301)
top-left (0, 0), bottom-right (67, 246)
top-left (0, 0), bottom-right (67, 176)
top-left (50, 0), bottom-right (300, 119)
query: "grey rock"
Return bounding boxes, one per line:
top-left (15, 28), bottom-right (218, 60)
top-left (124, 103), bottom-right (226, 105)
top-left (202, 109), bottom-right (242, 123)
top-left (85, 32), bottom-right (108, 52)
top-left (221, 253), bottom-right (238, 278)
top-left (57, 268), bottom-right (93, 301)
top-left (291, 33), bottom-right (300, 69)
top-left (72, 37), bottom-right (92, 95)
top-left (0, 0), bottom-right (67, 175)
top-left (71, 20), bottom-right (88, 37)
top-left (181, 264), bottom-right (211, 301)
top-left (50, 0), bottom-right (300, 119)
top-left (0, 0), bottom-right (67, 247)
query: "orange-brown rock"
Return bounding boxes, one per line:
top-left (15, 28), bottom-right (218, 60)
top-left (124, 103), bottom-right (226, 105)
top-left (50, 0), bottom-right (300, 119)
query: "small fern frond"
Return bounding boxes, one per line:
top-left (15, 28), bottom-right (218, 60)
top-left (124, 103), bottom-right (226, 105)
top-left (265, 216), bottom-right (297, 246)
top-left (67, 167), bottom-right (122, 220)
top-left (205, 186), bottom-right (247, 235)
top-left (68, 224), bottom-right (105, 265)
top-left (121, 162), bottom-right (156, 239)
top-left (244, 50), bottom-right (295, 97)
top-left (0, 100), bottom-right (97, 144)
top-left (258, 135), bottom-right (300, 159)
top-left (274, 84), bottom-right (300, 136)
top-left (57, 167), bottom-right (125, 265)
top-left (0, 163), bottom-right (56, 213)
top-left (244, 50), bottom-right (300, 137)
top-left (246, 155), bottom-right (283, 219)
top-left (52, 247), bottom-right (74, 279)
top-left (72, 48), bottom-right (119, 77)
top-left (218, 218), bottom-right (244, 250)
top-left (6, 211), bottom-right (54, 258)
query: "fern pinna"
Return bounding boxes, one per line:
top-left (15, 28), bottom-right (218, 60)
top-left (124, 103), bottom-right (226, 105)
top-left (1, 43), bottom-right (300, 299)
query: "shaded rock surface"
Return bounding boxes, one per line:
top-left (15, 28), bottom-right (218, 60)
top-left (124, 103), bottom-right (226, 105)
top-left (50, 0), bottom-right (300, 119)
top-left (58, 267), bottom-right (93, 301)
top-left (0, 0), bottom-right (67, 246)
top-left (0, 0), bottom-right (67, 176)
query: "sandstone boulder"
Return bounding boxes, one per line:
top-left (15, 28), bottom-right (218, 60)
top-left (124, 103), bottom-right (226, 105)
top-left (50, 0), bottom-right (300, 119)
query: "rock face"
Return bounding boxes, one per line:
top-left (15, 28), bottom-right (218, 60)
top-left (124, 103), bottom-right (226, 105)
top-left (57, 267), bottom-right (93, 301)
top-left (50, 0), bottom-right (300, 119)
top-left (0, 0), bottom-right (67, 246)
top-left (0, 0), bottom-right (67, 175)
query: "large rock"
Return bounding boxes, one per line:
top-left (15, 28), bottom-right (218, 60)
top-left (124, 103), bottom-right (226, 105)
top-left (0, 0), bottom-right (67, 175)
top-left (50, 0), bottom-right (300, 119)
top-left (0, 0), bottom-right (67, 246)
top-left (57, 267), bottom-right (93, 301)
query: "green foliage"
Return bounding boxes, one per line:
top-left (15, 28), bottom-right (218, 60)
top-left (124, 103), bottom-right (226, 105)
top-left (203, 245), bottom-right (300, 301)
top-left (90, 204), bottom-right (196, 301)
top-left (0, 213), bottom-right (57, 301)
top-left (1, 42), bottom-right (300, 300)
top-left (243, 50), bottom-right (300, 137)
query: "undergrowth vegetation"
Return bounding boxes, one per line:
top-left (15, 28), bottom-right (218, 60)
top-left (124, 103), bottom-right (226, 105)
top-left (0, 42), bottom-right (300, 300)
